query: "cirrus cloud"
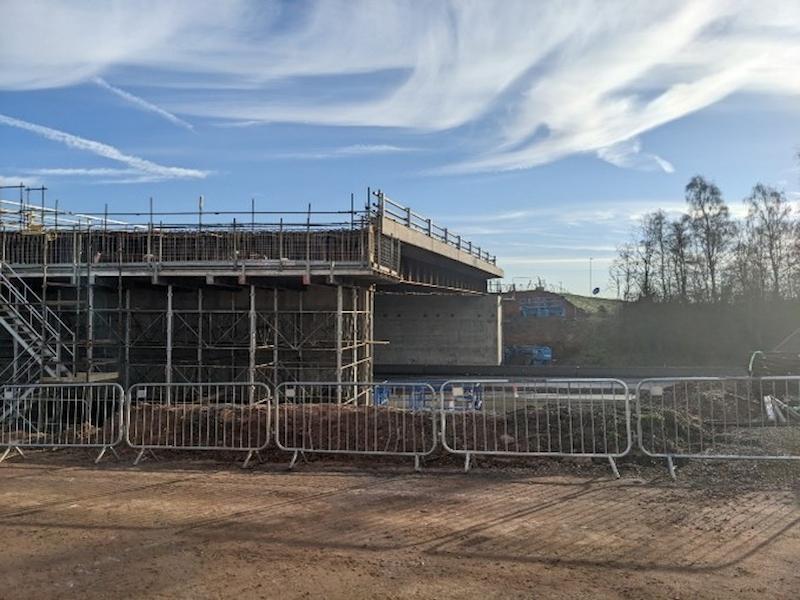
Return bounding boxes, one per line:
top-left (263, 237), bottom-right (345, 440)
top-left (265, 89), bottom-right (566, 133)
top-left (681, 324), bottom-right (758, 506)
top-left (2, 1), bottom-right (800, 174)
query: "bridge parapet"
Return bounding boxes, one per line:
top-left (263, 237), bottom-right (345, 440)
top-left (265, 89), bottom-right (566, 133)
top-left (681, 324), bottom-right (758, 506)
top-left (373, 191), bottom-right (503, 279)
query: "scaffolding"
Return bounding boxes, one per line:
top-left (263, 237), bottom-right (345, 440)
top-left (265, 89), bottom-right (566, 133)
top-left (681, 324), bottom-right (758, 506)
top-left (87, 283), bottom-right (372, 389)
top-left (0, 186), bottom-right (497, 388)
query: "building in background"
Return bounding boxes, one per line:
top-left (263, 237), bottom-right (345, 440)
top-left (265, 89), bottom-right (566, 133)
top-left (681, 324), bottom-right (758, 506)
top-left (501, 288), bottom-right (621, 365)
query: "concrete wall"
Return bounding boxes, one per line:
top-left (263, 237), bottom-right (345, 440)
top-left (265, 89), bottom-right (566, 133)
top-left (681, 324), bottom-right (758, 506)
top-left (374, 293), bottom-right (501, 366)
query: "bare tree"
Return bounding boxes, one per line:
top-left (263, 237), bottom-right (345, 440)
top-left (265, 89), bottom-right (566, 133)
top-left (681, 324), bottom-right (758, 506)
top-left (610, 166), bottom-right (800, 303)
top-left (792, 220), bottom-right (800, 298)
top-left (610, 243), bottom-right (636, 300)
top-left (728, 225), bottom-right (764, 299)
top-left (667, 214), bottom-right (692, 301)
top-left (745, 184), bottom-right (793, 298)
top-left (685, 176), bottom-right (736, 302)
top-left (636, 214), bottom-right (658, 298)
top-left (652, 210), bottom-right (670, 299)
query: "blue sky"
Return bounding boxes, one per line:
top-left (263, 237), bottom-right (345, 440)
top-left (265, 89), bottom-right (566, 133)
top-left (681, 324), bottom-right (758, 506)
top-left (1, 1), bottom-right (799, 294)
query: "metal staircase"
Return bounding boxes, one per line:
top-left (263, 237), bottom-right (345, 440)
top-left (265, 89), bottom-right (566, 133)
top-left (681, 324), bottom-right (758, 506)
top-left (0, 264), bottom-right (78, 432)
top-left (0, 263), bottom-right (75, 385)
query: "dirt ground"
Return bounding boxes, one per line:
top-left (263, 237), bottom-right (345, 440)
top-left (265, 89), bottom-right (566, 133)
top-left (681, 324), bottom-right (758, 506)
top-left (1, 452), bottom-right (799, 599)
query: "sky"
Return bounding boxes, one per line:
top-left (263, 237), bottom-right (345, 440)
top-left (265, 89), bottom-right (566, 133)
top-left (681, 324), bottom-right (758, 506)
top-left (1, 0), bottom-right (799, 295)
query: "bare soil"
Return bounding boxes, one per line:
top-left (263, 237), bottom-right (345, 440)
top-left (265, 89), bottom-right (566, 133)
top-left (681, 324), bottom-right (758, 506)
top-left (125, 403), bottom-right (627, 455)
top-left (1, 451), bottom-right (799, 599)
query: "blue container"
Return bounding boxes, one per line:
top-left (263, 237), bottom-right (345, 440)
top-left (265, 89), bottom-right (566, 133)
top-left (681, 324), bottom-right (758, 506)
top-left (374, 385), bottom-right (391, 406)
top-left (374, 384), bottom-right (432, 410)
top-left (532, 346), bottom-right (552, 365)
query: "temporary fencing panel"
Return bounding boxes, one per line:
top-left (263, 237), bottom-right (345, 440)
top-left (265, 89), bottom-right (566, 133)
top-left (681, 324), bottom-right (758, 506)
top-left (0, 383), bottom-right (124, 463)
top-left (440, 379), bottom-right (632, 475)
top-left (274, 382), bottom-right (438, 470)
top-left (125, 382), bottom-right (271, 466)
top-left (637, 377), bottom-right (800, 478)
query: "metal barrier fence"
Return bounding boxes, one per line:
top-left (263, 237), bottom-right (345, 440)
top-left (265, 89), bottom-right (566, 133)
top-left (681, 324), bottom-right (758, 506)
top-left (274, 382), bottom-right (438, 470)
top-left (0, 383), bottom-right (124, 463)
top-left (125, 382), bottom-right (271, 466)
top-left (636, 377), bottom-right (800, 478)
top-left (4, 377), bottom-right (798, 479)
top-left (440, 379), bottom-right (632, 475)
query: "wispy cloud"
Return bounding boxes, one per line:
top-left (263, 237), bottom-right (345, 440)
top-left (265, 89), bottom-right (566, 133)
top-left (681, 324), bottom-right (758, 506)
top-left (2, 2), bottom-right (800, 174)
top-left (26, 168), bottom-right (140, 177)
top-left (0, 113), bottom-right (209, 181)
top-left (270, 144), bottom-right (418, 160)
top-left (442, 199), bottom-right (690, 231)
top-left (596, 138), bottom-right (674, 174)
top-left (93, 77), bottom-right (194, 131)
top-left (0, 175), bottom-right (40, 188)
top-left (335, 144), bottom-right (416, 156)
top-left (21, 167), bottom-right (171, 185)
top-left (444, 209), bottom-right (541, 224)
top-left (501, 256), bottom-right (616, 266)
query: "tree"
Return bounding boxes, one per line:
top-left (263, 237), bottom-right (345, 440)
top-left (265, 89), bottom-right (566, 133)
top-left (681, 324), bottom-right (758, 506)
top-left (642, 210), bottom-right (671, 299)
top-left (792, 220), bottom-right (800, 298)
top-left (685, 175), bottom-right (736, 302)
top-left (609, 167), bottom-right (800, 303)
top-left (636, 214), bottom-right (657, 298)
top-left (745, 184), bottom-right (793, 298)
top-left (666, 214), bottom-right (692, 301)
top-left (728, 225), bottom-right (764, 299)
top-left (610, 243), bottom-right (636, 301)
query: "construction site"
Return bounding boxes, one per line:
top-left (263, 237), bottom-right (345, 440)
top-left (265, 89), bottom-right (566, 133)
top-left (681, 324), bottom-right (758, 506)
top-left (2, 187), bottom-right (800, 600)
top-left (6, 2), bottom-right (800, 597)
top-left (0, 187), bottom-right (503, 391)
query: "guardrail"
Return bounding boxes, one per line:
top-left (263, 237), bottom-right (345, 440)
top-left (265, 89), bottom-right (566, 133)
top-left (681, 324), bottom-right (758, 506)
top-left (440, 379), bottom-right (632, 475)
top-left (125, 382), bottom-right (271, 467)
top-left (274, 382), bottom-right (438, 470)
top-left (374, 191), bottom-right (496, 264)
top-left (636, 377), bottom-right (800, 478)
top-left (0, 383), bottom-right (124, 463)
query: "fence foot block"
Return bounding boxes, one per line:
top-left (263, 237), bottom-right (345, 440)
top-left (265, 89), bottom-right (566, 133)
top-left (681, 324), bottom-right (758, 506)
top-left (0, 446), bottom-right (24, 464)
top-left (667, 456), bottom-right (677, 480)
top-left (242, 450), bottom-right (262, 469)
top-left (287, 450), bottom-right (299, 471)
top-left (464, 453), bottom-right (472, 473)
top-left (608, 456), bottom-right (620, 479)
top-left (95, 446), bottom-right (120, 465)
top-left (133, 449), bottom-right (157, 466)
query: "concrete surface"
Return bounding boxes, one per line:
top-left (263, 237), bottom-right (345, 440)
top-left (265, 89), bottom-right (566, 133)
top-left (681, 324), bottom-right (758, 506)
top-left (374, 293), bottom-right (502, 366)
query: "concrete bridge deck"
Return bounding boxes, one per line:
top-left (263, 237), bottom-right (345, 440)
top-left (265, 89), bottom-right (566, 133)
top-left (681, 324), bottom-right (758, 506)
top-left (1, 192), bottom-right (502, 294)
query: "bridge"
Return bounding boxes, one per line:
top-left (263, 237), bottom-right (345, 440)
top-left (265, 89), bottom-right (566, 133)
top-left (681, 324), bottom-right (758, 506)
top-left (0, 189), bottom-right (503, 389)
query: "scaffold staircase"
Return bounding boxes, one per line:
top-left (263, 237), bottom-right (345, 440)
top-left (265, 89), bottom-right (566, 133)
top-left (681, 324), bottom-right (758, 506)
top-left (0, 263), bottom-right (75, 385)
top-left (0, 264), bottom-right (79, 429)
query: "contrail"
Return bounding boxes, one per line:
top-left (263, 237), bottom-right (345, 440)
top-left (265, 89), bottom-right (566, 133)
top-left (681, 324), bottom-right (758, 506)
top-left (93, 77), bottom-right (194, 131)
top-left (0, 113), bottom-right (207, 179)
